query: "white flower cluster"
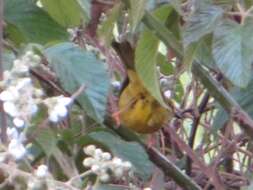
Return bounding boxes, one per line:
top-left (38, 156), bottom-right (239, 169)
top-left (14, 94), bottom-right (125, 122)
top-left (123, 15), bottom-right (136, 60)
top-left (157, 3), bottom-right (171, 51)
top-left (7, 127), bottom-right (26, 160)
top-left (0, 51), bottom-right (74, 160)
top-left (43, 95), bottom-right (72, 123)
top-left (0, 51), bottom-right (42, 128)
top-left (83, 145), bottom-right (132, 182)
top-left (35, 164), bottom-right (48, 178)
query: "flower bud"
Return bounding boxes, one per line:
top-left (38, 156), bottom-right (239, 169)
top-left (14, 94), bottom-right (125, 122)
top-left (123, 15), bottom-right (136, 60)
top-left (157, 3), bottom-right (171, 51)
top-left (35, 165), bottom-right (48, 178)
top-left (84, 145), bottom-right (96, 155)
top-left (91, 164), bottom-right (100, 173)
top-left (99, 173), bottom-right (110, 182)
top-left (83, 157), bottom-right (95, 167)
top-left (102, 152), bottom-right (111, 160)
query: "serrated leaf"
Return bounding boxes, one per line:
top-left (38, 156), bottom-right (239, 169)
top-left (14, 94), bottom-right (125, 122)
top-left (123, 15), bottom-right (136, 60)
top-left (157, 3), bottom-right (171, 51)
top-left (35, 128), bottom-right (58, 156)
top-left (40, 0), bottom-right (87, 27)
top-left (4, 0), bottom-right (68, 44)
top-left (183, 4), bottom-right (223, 47)
top-left (212, 19), bottom-right (253, 87)
top-left (129, 0), bottom-right (147, 32)
top-left (87, 130), bottom-right (154, 181)
top-left (135, 5), bottom-right (173, 107)
top-left (44, 42), bottom-right (110, 123)
top-left (97, 3), bottom-right (122, 46)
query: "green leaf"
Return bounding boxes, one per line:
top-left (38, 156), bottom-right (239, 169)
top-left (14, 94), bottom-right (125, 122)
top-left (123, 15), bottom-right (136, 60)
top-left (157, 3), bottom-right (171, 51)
top-left (129, 0), bottom-right (147, 32)
top-left (136, 31), bottom-right (165, 106)
top-left (157, 53), bottom-right (174, 75)
top-left (44, 42), bottom-right (110, 123)
top-left (243, 0), bottom-right (253, 8)
top-left (4, 0), bottom-right (68, 44)
top-left (4, 23), bottom-right (26, 46)
top-left (183, 42), bottom-right (199, 67)
top-left (213, 79), bottom-right (253, 131)
top-left (86, 130), bottom-right (154, 181)
top-left (76, 0), bottom-right (91, 19)
top-left (135, 5), bottom-right (173, 107)
top-left (195, 35), bottom-right (216, 69)
top-left (212, 19), bottom-right (253, 87)
top-left (183, 4), bottom-right (223, 47)
top-left (97, 3), bottom-right (122, 46)
top-left (40, 0), bottom-right (87, 27)
top-left (168, 0), bottom-right (183, 15)
top-left (35, 128), bottom-right (58, 156)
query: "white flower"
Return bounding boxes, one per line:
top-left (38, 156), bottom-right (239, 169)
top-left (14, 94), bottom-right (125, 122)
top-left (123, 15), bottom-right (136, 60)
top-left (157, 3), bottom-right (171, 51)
top-left (94, 148), bottom-right (103, 160)
top-left (164, 90), bottom-right (172, 99)
top-left (83, 157), bottom-right (95, 167)
top-left (0, 88), bottom-right (19, 101)
top-left (111, 81), bottom-right (121, 89)
top-left (3, 101), bottom-right (19, 117)
top-left (35, 165), bottom-right (48, 178)
top-left (112, 157), bottom-right (122, 166)
top-left (13, 118), bottom-right (25, 128)
top-left (7, 127), bottom-right (19, 140)
top-left (57, 96), bottom-right (72, 106)
top-left (82, 145), bottom-right (133, 182)
top-left (16, 78), bottom-right (32, 90)
top-left (34, 89), bottom-right (44, 97)
top-left (91, 164), bottom-right (100, 172)
top-left (29, 103), bottom-right (39, 115)
top-left (49, 110), bottom-right (59, 122)
top-left (114, 168), bottom-right (124, 178)
top-left (8, 139), bottom-right (26, 160)
top-left (13, 60), bottom-right (29, 74)
top-left (46, 96), bottom-right (72, 123)
top-left (99, 173), bottom-right (110, 182)
top-left (84, 145), bottom-right (96, 155)
top-left (54, 105), bottom-right (68, 117)
top-left (0, 90), bottom-right (14, 101)
top-left (102, 152), bottom-right (111, 160)
top-left (122, 161), bottom-right (132, 170)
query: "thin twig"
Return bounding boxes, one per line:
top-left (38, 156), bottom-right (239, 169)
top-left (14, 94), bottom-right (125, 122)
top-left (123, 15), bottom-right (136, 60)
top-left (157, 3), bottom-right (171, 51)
top-left (186, 92), bottom-right (210, 175)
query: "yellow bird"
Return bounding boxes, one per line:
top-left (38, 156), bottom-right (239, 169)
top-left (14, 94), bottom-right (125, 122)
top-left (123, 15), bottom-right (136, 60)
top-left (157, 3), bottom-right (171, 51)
top-left (112, 41), bottom-right (171, 134)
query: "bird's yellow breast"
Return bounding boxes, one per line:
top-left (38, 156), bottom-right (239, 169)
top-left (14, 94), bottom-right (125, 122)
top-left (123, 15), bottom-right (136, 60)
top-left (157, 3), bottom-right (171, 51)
top-left (118, 70), bottom-right (170, 134)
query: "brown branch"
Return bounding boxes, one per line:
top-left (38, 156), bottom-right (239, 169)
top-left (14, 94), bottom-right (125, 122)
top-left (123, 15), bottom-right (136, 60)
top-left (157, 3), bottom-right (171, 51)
top-left (186, 93), bottom-right (210, 175)
top-left (106, 122), bottom-right (202, 190)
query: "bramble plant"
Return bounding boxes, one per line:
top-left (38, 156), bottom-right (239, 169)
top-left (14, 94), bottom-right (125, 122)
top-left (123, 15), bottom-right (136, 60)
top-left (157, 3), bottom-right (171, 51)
top-left (1, 0), bottom-right (253, 190)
